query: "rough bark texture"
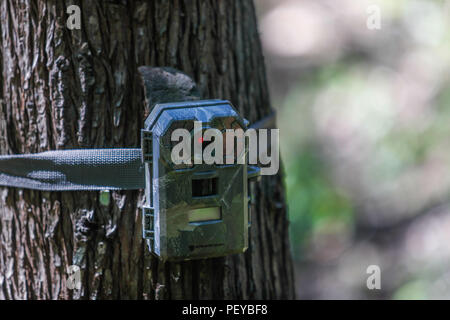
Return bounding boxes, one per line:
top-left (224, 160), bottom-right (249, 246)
top-left (0, 0), bottom-right (294, 299)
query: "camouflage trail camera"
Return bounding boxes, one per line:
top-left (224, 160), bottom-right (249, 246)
top-left (141, 99), bottom-right (257, 261)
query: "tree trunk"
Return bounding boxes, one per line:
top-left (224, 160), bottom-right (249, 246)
top-left (0, 0), bottom-right (294, 300)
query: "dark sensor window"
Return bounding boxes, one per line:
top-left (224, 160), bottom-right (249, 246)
top-left (192, 178), bottom-right (218, 197)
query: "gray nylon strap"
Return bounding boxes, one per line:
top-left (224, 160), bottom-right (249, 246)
top-left (0, 149), bottom-right (145, 191)
top-left (0, 113), bottom-right (275, 191)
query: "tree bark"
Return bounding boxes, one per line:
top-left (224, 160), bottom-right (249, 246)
top-left (0, 0), bottom-right (294, 299)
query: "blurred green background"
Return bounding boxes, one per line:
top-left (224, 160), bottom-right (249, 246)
top-left (255, 0), bottom-right (450, 299)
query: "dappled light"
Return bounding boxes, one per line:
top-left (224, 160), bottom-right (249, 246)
top-left (257, 0), bottom-right (450, 299)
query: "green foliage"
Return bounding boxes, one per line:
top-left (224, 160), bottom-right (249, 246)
top-left (285, 144), bottom-right (353, 259)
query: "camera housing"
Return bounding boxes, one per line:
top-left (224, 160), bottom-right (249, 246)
top-left (141, 99), bottom-right (250, 261)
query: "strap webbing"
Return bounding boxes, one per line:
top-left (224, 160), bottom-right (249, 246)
top-left (0, 113), bottom-right (275, 191)
top-left (0, 149), bottom-right (145, 191)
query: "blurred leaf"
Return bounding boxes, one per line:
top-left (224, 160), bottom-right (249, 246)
top-left (393, 280), bottom-right (428, 300)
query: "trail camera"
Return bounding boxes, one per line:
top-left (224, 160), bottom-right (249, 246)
top-left (141, 99), bottom-right (256, 261)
